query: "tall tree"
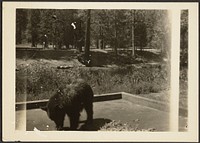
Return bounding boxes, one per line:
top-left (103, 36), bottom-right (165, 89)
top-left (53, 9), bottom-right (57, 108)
top-left (84, 9), bottom-right (91, 66)
top-left (114, 10), bottom-right (118, 56)
top-left (39, 9), bottom-right (55, 47)
top-left (50, 9), bottom-right (78, 49)
top-left (144, 10), bottom-right (170, 56)
top-left (29, 9), bottom-right (41, 47)
top-left (16, 9), bottom-right (28, 44)
top-left (131, 10), bottom-right (135, 56)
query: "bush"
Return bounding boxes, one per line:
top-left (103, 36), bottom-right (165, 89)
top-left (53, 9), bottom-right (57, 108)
top-left (16, 60), bottom-right (170, 102)
top-left (100, 120), bottom-right (156, 131)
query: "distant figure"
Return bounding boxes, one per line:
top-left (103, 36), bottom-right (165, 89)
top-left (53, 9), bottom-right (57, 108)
top-left (43, 34), bottom-right (48, 49)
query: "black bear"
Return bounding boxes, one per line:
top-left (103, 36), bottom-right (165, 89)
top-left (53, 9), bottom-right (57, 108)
top-left (41, 79), bottom-right (94, 130)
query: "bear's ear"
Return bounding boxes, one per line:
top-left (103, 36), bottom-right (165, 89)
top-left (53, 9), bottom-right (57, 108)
top-left (41, 106), bottom-right (47, 112)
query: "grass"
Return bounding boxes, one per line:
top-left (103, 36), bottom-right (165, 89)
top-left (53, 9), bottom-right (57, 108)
top-left (16, 56), bottom-right (170, 102)
top-left (179, 67), bottom-right (188, 109)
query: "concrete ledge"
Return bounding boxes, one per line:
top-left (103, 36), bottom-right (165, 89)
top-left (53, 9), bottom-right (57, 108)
top-left (15, 92), bottom-right (187, 117)
top-left (122, 92), bottom-right (169, 112)
top-left (16, 100), bottom-right (48, 111)
top-left (122, 92), bottom-right (187, 117)
top-left (93, 92), bottom-right (122, 102)
top-left (16, 93), bottom-right (122, 111)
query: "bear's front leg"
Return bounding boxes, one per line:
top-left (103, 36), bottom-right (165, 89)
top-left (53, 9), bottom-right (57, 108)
top-left (85, 102), bottom-right (93, 124)
top-left (54, 118), bottom-right (64, 130)
top-left (54, 109), bottom-right (65, 131)
top-left (69, 113), bottom-right (80, 130)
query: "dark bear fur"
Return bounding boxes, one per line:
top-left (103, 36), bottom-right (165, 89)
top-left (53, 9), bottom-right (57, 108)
top-left (41, 79), bottom-right (94, 130)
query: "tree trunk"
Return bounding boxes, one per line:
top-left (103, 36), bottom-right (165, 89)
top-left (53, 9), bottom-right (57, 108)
top-left (63, 28), bottom-right (69, 49)
top-left (131, 10), bottom-right (135, 57)
top-left (31, 31), bottom-right (36, 47)
top-left (17, 25), bottom-right (22, 44)
top-left (114, 10), bottom-right (118, 56)
top-left (96, 39), bottom-right (99, 49)
top-left (77, 20), bottom-right (83, 52)
top-left (84, 9), bottom-right (91, 65)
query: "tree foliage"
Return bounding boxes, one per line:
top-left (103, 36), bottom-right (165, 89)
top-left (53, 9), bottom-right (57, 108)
top-left (16, 9), bottom-right (171, 57)
top-left (29, 9), bottom-right (41, 47)
top-left (180, 10), bottom-right (188, 67)
top-left (16, 9), bottom-right (28, 44)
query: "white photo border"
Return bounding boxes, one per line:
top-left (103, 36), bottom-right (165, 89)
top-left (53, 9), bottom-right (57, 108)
top-left (2, 2), bottom-right (199, 142)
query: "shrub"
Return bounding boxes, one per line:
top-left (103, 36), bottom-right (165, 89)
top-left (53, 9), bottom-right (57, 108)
top-left (16, 60), bottom-right (170, 102)
top-left (100, 120), bottom-right (156, 131)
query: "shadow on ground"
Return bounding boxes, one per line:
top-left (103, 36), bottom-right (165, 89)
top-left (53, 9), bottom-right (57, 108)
top-left (16, 49), bottom-right (164, 67)
top-left (78, 50), bottom-right (164, 67)
top-left (16, 49), bottom-right (77, 61)
top-left (62, 118), bottom-right (112, 131)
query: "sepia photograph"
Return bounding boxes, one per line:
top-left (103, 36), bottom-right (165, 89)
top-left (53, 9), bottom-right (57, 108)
top-left (2, 2), bottom-right (198, 142)
top-left (16, 8), bottom-right (172, 132)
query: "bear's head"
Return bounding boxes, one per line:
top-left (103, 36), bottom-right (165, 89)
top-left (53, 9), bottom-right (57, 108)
top-left (41, 90), bottom-right (65, 130)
